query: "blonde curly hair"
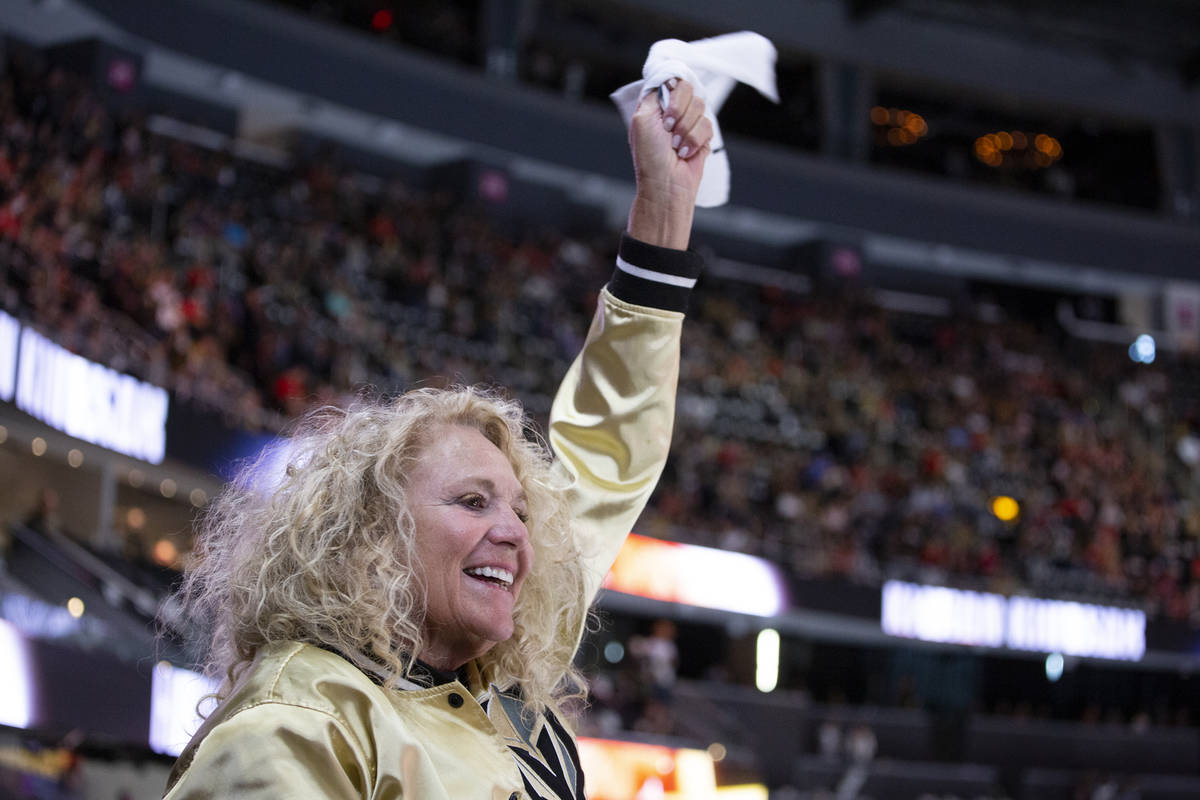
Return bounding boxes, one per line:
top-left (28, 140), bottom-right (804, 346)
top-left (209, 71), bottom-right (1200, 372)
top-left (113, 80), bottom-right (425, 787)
top-left (174, 387), bottom-right (587, 718)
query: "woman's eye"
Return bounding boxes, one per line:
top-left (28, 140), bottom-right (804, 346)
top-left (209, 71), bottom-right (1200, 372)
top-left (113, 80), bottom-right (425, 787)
top-left (460, 494), bottom-right (486, 509)
top-left (514, 509), bottom-right (530, 524)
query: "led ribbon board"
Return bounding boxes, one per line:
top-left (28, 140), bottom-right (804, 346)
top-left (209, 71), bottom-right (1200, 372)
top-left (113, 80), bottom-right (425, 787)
top-left (0, 310), bottom-right (18, 402)
top-left (881, 580), bottom-right (1146, 661)
top-left (10, 323), bottom-right (168, 463)
top-left (0, 618), bottom-right (34, 729)
top-left (149, 662), bottom-right (219, 756)
top-left (578, 739), bottom-right (768, 800)
top-left (603, 533), bottom-right (786, 617)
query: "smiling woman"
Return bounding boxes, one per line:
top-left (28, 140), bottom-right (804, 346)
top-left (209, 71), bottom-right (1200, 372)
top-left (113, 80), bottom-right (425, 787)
top-left (162, 79), bottom-right (713, 800)
top-left (408, 424), bottom-right (536, 669)
top-left (174, 388), bottom-right (585, 722)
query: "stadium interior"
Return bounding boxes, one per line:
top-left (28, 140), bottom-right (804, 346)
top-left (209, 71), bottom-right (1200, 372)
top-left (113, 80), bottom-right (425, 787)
top-left (1, 0), bottom-right (1200, 798)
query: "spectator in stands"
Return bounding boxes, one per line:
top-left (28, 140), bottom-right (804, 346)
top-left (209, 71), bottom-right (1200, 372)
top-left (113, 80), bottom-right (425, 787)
top-left (162, 81), bottom-right (713, 799)
top-left (816, 719), bottom-right (842, 761)
top-left (629, 618), bottom-right (679, 701)
top-left (624, 618), bottom-right (682, 735)
top-left (844, 723), bottom-right (877, 764)
top-left (22, 488), bottom-right (63, 540)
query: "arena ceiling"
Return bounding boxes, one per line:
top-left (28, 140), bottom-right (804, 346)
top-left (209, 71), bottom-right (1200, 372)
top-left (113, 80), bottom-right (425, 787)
top-left (848, 0), bottom-right (1200, 84)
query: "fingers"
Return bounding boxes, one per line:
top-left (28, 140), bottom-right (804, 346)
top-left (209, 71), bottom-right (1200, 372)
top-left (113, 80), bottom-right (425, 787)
top-left (662, 80), bottom-right (712, 160)
top-left (679, 117), bottom-right (713, 161)
top-left (661, 79), bottom-right (692, 134)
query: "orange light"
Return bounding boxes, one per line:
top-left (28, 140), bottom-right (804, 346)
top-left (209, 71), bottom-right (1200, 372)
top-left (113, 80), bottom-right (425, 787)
top-left (997, 131), bottom-right (1013, 150)
top-left (904, 114), bottom-right (927, 136)
top-left (153, 538), bottom-right (179, 567)
top-left (975, 137), bottom-right (995, 156)
top-left (1035, 151), bottom-right (1052, 167)
top-left (991, 496), bottom-right (1020, 522)
top-left (870, 106), bottom-right (890, 126)
top-left (898, 128), bottom-right (917, 144)
top-left (1035, 133), bottom-right (1052, 153)
top-left (890, 108), bottom-right (906, 126)
top-left (126, 506), bottom-right (146, 530)
top-left (1047, 138), bottom-right (1063, 159)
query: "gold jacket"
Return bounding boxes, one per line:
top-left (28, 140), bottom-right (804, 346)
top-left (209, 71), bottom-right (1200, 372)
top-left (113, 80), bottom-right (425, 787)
top-left (163, 237), bottom-right (703, 800)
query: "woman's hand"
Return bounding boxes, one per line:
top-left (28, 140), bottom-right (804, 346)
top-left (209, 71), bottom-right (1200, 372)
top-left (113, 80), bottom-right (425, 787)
top-left (626, 79), bottom-right (714, 251)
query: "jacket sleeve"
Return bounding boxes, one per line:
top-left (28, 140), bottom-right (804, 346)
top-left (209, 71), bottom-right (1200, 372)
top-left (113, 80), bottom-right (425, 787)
top-left (162, 703), bottom-right (373, 800)
top-left (549, 233), bottom-right (703, 606)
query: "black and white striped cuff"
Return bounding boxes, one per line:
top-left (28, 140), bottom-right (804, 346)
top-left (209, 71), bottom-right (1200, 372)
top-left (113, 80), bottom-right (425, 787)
top-left (607, 233), bottom-right (705, 313)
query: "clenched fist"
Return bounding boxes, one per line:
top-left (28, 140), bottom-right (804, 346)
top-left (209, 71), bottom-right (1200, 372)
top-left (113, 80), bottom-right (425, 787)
top-left (626, 79), bottom-right (714, 251)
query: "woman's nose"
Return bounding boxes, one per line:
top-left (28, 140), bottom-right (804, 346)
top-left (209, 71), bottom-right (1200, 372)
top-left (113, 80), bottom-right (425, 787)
top-left (487, 507), bottom-right (529, 547)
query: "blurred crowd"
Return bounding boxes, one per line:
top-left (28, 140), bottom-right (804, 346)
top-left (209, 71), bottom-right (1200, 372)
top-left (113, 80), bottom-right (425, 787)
top-left (2, 53), bottom-right (1200, 630)
top-left (653, 290), bottom-right (1200, 626)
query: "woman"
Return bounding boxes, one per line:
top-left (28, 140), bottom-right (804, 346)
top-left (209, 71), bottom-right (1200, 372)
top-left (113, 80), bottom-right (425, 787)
top-left (163, 81), bottom-right (713, 800)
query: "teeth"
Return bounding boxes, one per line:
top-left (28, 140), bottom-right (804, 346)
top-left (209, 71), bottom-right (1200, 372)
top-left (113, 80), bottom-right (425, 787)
top-left (465, 566), bottom-right (514, 587)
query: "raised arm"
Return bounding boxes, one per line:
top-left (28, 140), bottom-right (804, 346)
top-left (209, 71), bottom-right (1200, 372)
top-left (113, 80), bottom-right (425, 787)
top-left (550, 80), bottom-right (712, 609)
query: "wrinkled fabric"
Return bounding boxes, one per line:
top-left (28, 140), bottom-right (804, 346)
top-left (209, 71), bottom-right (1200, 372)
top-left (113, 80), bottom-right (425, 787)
top-left (163, 286), bottom-right (684, 800)
top-left (610, 31), bottom-right (778, 208)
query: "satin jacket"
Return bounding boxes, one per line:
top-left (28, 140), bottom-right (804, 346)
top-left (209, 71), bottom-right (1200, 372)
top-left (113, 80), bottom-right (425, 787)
top-left (162, 235), bottom-right (704, 800)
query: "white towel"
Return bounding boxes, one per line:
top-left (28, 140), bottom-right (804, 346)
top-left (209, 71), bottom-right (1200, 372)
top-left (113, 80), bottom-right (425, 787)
top-left (610, 32), bottom-right (779, 208)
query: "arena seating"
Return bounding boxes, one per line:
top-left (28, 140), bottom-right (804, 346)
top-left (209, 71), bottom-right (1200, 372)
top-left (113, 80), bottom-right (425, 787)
top-left (2, 44), bottom-right (1197, 630)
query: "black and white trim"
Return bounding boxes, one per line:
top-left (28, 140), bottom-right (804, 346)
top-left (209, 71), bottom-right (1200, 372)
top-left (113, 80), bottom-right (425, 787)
top-left (478, 693), bottom-right (583, 800)
top-left (607, 233), bottom-right (704, 313)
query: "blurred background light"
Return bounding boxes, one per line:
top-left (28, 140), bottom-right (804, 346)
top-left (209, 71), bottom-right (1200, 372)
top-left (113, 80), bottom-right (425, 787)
top-left (755, 628), bottom-right (780, 693)
top-left (1046, 652), bottom-right (1065, 682)
top-left (1129, 333), bottom-right (1156, 363)
top-left (990, 495), bottom-right (1020, 522)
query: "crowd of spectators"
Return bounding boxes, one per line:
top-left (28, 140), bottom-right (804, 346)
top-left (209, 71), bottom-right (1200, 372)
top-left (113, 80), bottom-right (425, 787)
top-left (2, 52), bottom-right (1200, 633)
top-left (655, 288), bottom-right (1200, 626)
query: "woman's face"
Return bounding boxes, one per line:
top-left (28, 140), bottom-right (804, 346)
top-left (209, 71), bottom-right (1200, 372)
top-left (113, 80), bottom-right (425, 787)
top-left (407, 424), bottom-right (533, 670)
